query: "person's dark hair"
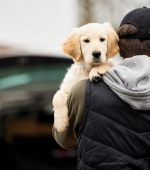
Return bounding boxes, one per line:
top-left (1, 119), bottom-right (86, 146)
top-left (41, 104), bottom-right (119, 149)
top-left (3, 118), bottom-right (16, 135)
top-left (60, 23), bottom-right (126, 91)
top-left (118, 24), bottom-right (150, 58)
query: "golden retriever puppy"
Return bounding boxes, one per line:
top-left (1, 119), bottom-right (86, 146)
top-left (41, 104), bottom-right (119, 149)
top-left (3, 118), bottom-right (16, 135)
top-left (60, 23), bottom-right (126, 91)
top-left (53, 23), bottom-right (119, 132)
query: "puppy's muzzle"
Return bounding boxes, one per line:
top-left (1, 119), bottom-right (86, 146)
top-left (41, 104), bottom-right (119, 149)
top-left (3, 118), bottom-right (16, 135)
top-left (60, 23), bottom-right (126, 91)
top-left (92, 50), bottom-right (101, 62)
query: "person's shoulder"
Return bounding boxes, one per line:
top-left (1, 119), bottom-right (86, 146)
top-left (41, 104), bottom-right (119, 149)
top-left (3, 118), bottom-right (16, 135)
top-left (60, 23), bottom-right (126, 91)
top-left (68, 79), bottom-right (88, 106)
top-left (71, 79), bottom-right (88, 92)
top-left (67, 80), bottom-right (88, 135)
top-left (71, 79), bottom-right (88, 97)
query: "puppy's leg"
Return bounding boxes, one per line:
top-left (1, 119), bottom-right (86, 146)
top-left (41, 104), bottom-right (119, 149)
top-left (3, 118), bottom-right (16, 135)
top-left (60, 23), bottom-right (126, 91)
top-left (53, 90), bottom-right (69, 132)
top-left (89, 64), bottom-right (112, 81)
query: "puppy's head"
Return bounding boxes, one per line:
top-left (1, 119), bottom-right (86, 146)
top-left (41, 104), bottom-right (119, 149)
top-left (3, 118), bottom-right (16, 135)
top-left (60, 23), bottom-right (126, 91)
top-left (63, 23), bottom-right (119, 65)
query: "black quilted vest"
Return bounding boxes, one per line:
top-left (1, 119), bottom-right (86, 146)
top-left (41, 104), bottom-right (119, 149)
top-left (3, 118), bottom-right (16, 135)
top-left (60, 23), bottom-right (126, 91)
top-left (77, 80), bottom-right (150, 170)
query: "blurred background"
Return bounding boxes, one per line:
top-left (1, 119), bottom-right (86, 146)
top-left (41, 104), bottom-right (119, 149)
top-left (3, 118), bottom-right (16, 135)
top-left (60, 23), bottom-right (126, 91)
top-left (0, 0), bottom-right (149, 170)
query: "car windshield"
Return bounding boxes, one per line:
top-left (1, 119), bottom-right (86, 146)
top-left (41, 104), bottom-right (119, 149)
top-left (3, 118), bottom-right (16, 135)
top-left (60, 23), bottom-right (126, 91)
top-left (0, 55), bottom-right (72, 114)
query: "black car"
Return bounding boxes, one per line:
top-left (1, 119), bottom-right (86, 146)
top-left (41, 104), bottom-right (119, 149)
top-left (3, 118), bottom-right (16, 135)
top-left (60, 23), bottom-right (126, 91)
top-left (0, 55), bottom-right (76, 170)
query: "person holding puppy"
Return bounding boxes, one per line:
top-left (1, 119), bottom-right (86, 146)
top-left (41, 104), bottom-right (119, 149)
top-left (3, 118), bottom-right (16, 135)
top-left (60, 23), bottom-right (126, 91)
top-left (53, 7), bottom-right (150, 170)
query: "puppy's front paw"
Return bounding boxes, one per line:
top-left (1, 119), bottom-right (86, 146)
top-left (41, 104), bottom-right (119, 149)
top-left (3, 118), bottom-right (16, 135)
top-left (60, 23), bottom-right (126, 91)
top-left (97, 64), bottom-right (111, 75)
top-left (89, 66), bottom-right (102, 82)
top-left (89, 64), bottom-right (111, 82)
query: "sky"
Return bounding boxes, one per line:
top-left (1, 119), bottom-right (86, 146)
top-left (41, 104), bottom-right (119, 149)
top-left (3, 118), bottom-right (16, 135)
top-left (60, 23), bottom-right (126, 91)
top-left (0, 0), bottom-right (77, 56)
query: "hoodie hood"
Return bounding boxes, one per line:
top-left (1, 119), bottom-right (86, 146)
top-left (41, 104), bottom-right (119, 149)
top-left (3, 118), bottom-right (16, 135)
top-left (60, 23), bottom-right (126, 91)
top-left (102, 55), bottom-right (150, 110)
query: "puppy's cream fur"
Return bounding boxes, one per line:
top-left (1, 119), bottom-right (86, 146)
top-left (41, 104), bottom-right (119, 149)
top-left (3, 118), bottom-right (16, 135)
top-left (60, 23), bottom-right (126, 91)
top-left (53, 23), bottom-right (119, 132)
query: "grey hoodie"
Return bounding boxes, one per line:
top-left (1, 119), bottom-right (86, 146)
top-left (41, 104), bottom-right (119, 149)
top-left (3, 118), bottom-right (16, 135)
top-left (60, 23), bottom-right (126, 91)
top-left (103, 55), bottom-right (150, 110)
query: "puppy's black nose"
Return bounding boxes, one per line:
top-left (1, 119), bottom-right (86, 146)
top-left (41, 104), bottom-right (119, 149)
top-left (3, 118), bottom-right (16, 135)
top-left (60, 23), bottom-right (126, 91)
top-left (92, 51), bottom-right (101, 59)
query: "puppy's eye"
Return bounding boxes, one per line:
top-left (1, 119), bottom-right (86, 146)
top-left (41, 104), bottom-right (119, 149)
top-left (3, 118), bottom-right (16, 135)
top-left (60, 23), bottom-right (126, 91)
top-left (83, 39), bottom-right (90, 43)
top-left (100, 38), bottom-right (105, 42)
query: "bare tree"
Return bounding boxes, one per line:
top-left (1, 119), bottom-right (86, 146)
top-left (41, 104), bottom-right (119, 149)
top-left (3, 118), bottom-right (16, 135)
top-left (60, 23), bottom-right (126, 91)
top-left (77, 0), bottom-right (96, 26)
top-left (78, 0), bottom-right (150, 28)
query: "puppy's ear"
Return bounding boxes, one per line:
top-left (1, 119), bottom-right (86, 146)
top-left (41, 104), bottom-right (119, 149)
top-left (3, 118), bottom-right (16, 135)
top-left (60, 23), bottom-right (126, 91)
top-left (63, 29), bottom-right (82, 61)
top-left (105, 23), bottom-right (119, 58)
